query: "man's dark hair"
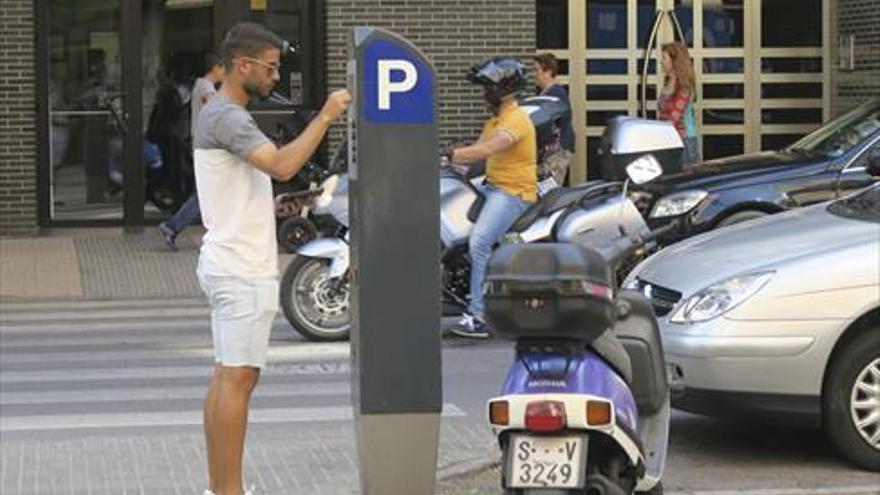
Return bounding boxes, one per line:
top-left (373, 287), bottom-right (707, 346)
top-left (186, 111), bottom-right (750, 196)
top-left (532, 53), bottom-right (559, 77)
top-left (220, 22), bottom-right (283, 70)
top-left (202, 52), bottom-right (222, 75)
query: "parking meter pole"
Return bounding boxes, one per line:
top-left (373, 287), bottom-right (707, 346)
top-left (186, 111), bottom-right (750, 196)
top-left (348, 27), bottom-right (441, 494)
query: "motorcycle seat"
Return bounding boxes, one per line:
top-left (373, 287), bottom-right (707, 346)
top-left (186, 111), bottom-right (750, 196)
top-left (508, 181), bottom-right (621, 233)
top-left (590, 330), bottom-right (633, 385)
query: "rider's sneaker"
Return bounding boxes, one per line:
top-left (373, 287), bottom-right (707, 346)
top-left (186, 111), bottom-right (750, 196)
top-left (450, 313), bottom-right (490, 339)
top-left (158, 222), bottom-right (178, 251)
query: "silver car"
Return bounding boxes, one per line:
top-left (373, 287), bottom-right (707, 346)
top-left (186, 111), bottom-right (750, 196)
top-left (624, 184), bottom-right (880, 471)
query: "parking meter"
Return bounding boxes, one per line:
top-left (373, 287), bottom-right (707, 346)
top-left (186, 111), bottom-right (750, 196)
top-left (348, 27), bottom-right (441, 494)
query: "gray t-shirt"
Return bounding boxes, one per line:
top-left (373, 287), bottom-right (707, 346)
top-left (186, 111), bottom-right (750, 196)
top-left (193, 92), bottom-right (276, 279)
top-left (190, 77), bottom-right (217, 136)
top-left (194, 92), bottom-right (269, 160)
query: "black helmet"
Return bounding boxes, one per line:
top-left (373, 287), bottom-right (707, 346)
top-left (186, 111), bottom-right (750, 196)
top-left (468, 57), bottom-right (527, 106)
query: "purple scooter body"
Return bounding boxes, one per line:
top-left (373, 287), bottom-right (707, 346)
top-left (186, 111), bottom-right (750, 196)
top-left (501, 349), bottom-right (638, 435)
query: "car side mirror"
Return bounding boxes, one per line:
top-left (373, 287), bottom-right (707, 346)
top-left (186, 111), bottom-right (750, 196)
top-left (867, 152), bottom-right (880, 178)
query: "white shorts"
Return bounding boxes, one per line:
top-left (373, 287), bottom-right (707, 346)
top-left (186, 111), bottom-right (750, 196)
top-left (197, 271), bottom-right (279, 369)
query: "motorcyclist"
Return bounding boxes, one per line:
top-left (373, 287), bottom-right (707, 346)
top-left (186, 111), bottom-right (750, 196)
top-left (445, 57), bottom-right (537, 338)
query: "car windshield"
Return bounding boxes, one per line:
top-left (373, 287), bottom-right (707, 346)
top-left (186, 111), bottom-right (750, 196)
top-left (827, 185), bottom-right (880, 223)
top-left (788, 99), bottom-right (880, 158)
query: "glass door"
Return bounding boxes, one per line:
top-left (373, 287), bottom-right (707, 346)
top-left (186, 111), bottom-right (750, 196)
top-left (142, 0), bottom-right (215, 221)
top-left (246, 0), bottom-right (316, 164)
top-left (46, 1), bottom-right (126, 221)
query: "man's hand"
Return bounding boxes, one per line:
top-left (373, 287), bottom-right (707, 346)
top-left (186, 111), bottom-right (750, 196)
top-left (317, 89), bottom-right (352, 125)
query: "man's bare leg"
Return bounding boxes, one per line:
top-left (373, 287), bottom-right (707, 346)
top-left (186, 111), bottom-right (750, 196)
top-left (204, 365), bottom-right (221, 493)
top-left (210, 366), bottom-right (260, 495)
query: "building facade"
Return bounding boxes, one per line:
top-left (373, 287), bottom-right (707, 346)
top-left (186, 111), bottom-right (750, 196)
top-left (0, 0), bottom-right (877, 234)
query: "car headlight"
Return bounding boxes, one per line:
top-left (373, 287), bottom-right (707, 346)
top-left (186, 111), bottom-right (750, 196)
top-left (650, 190), bottom-right (708, 218)
top-left (622, 277), bottom-right (639, 290)
top-left (670, 272), bottom-right (774, 324)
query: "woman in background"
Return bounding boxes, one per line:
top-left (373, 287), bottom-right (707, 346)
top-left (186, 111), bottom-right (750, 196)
top-left (658, 41), bottom-right (700, 168)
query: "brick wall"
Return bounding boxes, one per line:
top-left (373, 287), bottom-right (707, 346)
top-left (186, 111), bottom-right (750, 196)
top-left (832, 0), bottom-right (880, 115)
top-left (325, 0), bottom-right (536, 147)
top-left (0, 0), bottom-right (38, 235)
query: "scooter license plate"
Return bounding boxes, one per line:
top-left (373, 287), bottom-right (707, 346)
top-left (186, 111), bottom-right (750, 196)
top-left (507, 434), bottom-right (587, 489)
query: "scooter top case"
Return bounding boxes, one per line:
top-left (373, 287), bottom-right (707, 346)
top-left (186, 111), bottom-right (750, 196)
top-left (598, 116), bottom-right (684, 180)
top-left (484, 243), bottom-right (614, 343)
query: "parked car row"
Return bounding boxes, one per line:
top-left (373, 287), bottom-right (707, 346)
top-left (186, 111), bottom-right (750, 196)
top-left (636, 97), bottom-right (880, 243)
top-left (622, 97), bottom-right (880, 472)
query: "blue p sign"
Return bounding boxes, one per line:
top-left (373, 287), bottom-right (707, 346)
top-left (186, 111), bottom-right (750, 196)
top-left (364, 38), bottom-right (434, 124)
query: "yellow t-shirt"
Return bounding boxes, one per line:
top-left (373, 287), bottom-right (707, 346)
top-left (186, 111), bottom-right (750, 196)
top-left (480, 102), bottom-right (537, 202)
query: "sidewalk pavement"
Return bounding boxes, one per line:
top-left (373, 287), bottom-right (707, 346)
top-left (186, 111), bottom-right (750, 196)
top-left (0, 227), bottom-right (214, 301)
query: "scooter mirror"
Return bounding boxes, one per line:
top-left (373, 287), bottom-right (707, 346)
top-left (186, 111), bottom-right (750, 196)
top-left (625, 154), bottom-right (664, 185)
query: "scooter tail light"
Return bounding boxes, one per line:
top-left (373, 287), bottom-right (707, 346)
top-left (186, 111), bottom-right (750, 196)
top-left (586, 400), bottom-right (612, 426)
top-left (525, 400), bottom-right (567, 432)
top-left (489, 400), bottom-right (510, 426)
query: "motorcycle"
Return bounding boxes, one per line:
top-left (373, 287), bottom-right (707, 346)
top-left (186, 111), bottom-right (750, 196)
top-left (271, 111), bottom-right (344, 253)
top-left (279, 151), bottom-right (647, 341)
top-left (279, 110), bottom-right (684, 342)
top-left (484, 157), bottom-right (673, 495)
top-left (273, 160), bottom-right (340, 252)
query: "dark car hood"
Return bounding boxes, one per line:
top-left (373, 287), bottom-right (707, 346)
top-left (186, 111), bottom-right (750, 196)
top-left (644, 149), bottom-right (828, 193)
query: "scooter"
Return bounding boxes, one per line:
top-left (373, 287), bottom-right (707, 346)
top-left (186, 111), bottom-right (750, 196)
top-left (484, 158), bottom-right (673, 495)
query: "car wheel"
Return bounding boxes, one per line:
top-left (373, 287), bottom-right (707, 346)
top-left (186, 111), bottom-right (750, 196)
top-left (716, 210), bottom-right (769, 228)
top-left (823, 328), bottom-right (880, 471)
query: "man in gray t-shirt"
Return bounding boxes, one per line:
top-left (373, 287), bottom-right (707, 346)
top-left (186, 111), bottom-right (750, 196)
top-left (159, 53), bottom-right (224, 248)
top-left (194, 23), bottom-right (350, 495)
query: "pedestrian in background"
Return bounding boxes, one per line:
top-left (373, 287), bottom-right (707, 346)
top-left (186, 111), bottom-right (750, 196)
top-left (658, 41), bottom-right (700, 168)
top-left (159, 52), bottom-right (224, 249)
top-left (194, 22), bottom-right (350, 495)
top-left (532, 53), bottom-right (575, 185)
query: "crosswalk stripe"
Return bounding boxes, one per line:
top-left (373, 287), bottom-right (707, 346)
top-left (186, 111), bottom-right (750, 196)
top-left (0, 342), bottom-right (349, 365)
top-left (0, 317), bottom-right (213, 334)
top-left (0, 361), bottom-right (351, 384)
top-left (0, 314), bottom-right (293, 334)
top-left (0, 298), bottom-right (206, 314)
top-left (0, 403), bottom-right (466, 432)
top-left (0, 381), bottom-right (351, 406)
top-left (0, 306), bottom-right (209, 324)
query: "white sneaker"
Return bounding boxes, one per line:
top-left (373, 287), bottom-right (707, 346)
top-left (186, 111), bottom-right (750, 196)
top-left (202, 491), bottom-right (214, 495)
top-left (449, 313), bottom-right (490, 339)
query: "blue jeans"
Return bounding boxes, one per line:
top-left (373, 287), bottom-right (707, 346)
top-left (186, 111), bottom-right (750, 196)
top-left (164, 193), bottom-right (200, 234)
top-left (468, 184), bottom-right (532, 317)
top-left (683, 136), bottom-right (701, 167)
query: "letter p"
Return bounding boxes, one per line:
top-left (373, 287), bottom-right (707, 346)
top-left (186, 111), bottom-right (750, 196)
top-left (377, 59), bottom-right (417, 110)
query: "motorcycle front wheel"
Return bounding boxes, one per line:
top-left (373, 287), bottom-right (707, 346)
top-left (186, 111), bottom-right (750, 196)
top-left (280, 256), bottom-right (351, 342)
